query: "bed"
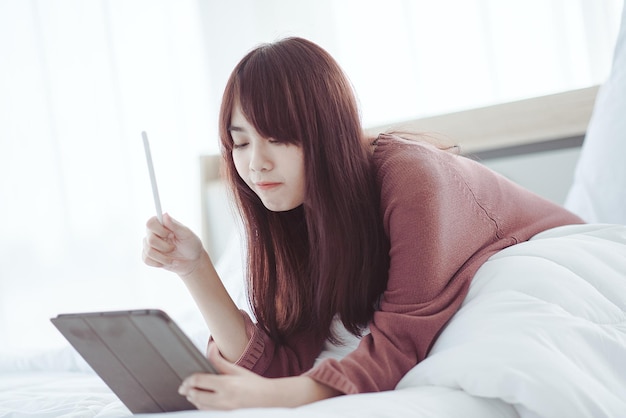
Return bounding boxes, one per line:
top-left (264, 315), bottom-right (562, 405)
top-left (3, 85), bottom-right (626, 418)
top-left (2, 222), bottom-right (626, 418)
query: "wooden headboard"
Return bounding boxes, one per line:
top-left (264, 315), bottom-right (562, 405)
top-left (200, 85), bottom-right (599, 260)
top-left (365, 85), bottom-right (598, 159)
top-left (199, 153), bottom-right (231, 261)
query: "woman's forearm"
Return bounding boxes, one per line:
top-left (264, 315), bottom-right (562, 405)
top-left (179, 349), bottom-right (342, 410)
top-left (179, 250), bottom-right (249, 362)
top-left (274, 376), bottom-right (341, 407)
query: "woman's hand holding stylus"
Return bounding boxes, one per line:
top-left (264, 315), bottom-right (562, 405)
top-left (143, 213), bottom-right (204, 277)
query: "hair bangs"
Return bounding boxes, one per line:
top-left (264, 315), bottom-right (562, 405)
top-left (235, 47), bottom-right (304, 146)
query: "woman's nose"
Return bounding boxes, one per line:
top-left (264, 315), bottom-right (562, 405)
top-left (249, 143), bottom-right (272, 172)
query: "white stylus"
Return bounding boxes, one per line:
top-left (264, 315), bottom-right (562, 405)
top-left (142, 131), bottom-right (163, 224)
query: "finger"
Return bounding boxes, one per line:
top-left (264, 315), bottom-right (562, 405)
top-left (146, 216), bottom-right (172, 239)
top-left (184, 386), bottom-right (231, 411)
top-left (141, 250), bottom-right (165, 267)
top-left (146, 232), bottom-right (175, 253)
top-left (142, 253), bottom-right (164, 268)
top-left (142, 238), bottom-right (175, 267)
top-left (178, 379), bottom-right (213, 410)
top-left (184, 387), bottom-right (213, 410)
top-left (142, 242), bottom-right (169, 267)
top-left (164, 212), bottom-right (182, 228)
top-left (163, 213), bottom-right (193, 240)
top-left (180, 373), bottom-right (219, 394)
top-left (163, 213), bottom-right (183, 233)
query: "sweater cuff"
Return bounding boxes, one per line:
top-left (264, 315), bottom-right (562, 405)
top-left (233, 311), bottom-right (266, 372)
top-left (304, 358), bottom-right (359, 395)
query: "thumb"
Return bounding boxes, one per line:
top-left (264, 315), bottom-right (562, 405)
top-left (208, 343), bottom-right (246, 376)
top-left (163, 213), bottom-right (187, 234)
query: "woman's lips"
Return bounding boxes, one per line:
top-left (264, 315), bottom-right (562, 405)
top-left (255, 182), bottom-right (281, 191)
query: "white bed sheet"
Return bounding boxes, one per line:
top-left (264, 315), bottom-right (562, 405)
top-left (0, 371), bottom-right (514, 418)
top-left (0, 372), bottom-right (128, 418)
top-left (1, 223), bottom-right (625, 418)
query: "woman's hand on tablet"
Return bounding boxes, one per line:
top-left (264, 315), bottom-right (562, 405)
top-left (178, 343), bottom-right (340, 410)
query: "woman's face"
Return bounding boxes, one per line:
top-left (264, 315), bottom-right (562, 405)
top-left (230, 105), bottom-right (306, 212)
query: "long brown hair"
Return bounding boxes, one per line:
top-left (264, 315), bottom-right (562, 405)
top-left (219, 37), bottom-right (389, 343)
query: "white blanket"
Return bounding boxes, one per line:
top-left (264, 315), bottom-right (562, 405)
top-left (1, 224), bottom-right (625, 418)
top-left (399, 223), bottom-right (626, 418)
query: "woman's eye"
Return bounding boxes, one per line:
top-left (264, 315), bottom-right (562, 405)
top-left (233, 142), bottom-right (248, 149)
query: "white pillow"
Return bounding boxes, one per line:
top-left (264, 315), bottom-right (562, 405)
top-left (565, 2), bottom-right (626, 224)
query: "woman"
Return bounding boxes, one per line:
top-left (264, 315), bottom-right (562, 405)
top-left (142, 37), bottom-right (583, 409)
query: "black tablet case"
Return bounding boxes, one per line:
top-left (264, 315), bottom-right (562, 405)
top-left (51, 309), bottom-right (217, 413)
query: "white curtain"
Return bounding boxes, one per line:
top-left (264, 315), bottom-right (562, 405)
top-left (0, 0), bottom-right (214, 352)
top-left (0, 0), bottom-right (621, 354)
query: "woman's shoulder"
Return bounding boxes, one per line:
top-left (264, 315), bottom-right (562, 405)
top-left (369, 133), bottom-right (470, 208)
top-left (372, 132), bottom-right (459, 160)
top-left (371, 132), bottom-right (459, 179)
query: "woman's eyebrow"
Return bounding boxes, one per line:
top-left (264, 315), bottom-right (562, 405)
top-left (228, 125), bottom-right (245, 133)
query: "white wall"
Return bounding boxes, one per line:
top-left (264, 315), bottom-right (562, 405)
top-left (483, 148), bottom-right (582, 205)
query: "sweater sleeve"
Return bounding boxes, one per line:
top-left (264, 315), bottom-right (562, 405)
top-left (232, 310), bottom-right (326, 378)
top-left (304, 136), bottom-right (583, 394)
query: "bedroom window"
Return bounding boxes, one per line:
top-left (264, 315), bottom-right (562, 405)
top-left (315, 0), bottom-right (622, 126)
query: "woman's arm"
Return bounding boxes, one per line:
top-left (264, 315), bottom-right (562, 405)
top-left (143, 213), bottom-right (248, 362)
top-left (179, 343), bottom-right (340, 410)
top-left (306, 136), bottom-right (583, 395)
top-left (144, 213), bottom-right (327, 373)
top-left (177, 249), bottom-right (249, 362)
top-left (231, 312), bottom-right (327, 378)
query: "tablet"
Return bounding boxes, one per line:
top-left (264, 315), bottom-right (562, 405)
top-left (51, 309), bottom-right (217, 413)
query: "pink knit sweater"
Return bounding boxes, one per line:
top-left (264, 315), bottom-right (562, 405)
top-left (233, 134), bottom-right (584, 395)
